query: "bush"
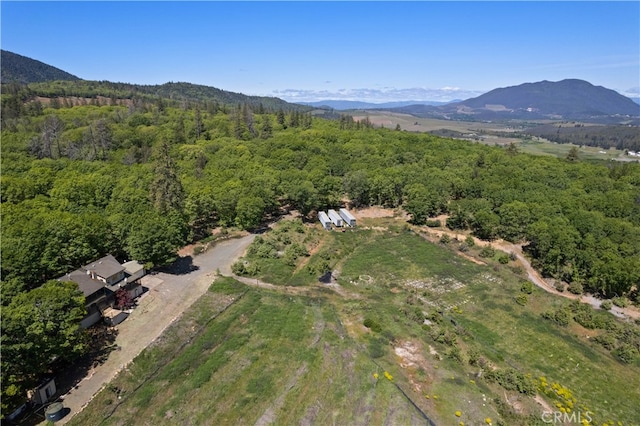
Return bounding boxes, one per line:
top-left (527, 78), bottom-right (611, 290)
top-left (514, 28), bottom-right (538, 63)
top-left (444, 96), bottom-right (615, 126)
top-left (568, 281), bottom-right (583, 295)
top-left (363, 317), bottom-right (382, 333)
top-left (193, 245), bottom-right (204, 255)
top-left (479, 245), bottom-right (496, 258)
top-left (232, 261), bottom-right (247, 275)
top-left (612, 297), bottom-right (629, 308)
top-left (368, 337), bottom-right (386, 358)
top-left (425, 219), bottom-right (441, 228)
top-left (465, 235), bottom-right (475, 247)
top-left (439, 234), bottom-right (451, 244)
top-left (484, 368), bottom-right (536, 395)
top-left (498, 254), bottom-right (510, 264)
top-left (601, 300), bottom-right (613, 311)
top-left (542, 307), bottom-right (570, 326)
top-left (614, 344), bottom-right (638, 364)
top-left (446, 346), bottom-right (464, 363)
top-left (592, 333), bottom-right (616, 350)
top-left (515, 294), bottom-right (528, 306)
top-left (554, 281), bottom-right (565, 292)
top-left (520, 281), bottom-right (534, 294)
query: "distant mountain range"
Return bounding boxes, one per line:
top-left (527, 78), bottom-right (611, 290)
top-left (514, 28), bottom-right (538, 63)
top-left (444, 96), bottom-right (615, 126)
top-left (2, 50), bottom-right (638, 122)
top-left (299, 100), bottom-right (456, 111)
top-left (1, 50), bottom-right (80, 84)
top-left (389, 79), bottom-right (639, 122)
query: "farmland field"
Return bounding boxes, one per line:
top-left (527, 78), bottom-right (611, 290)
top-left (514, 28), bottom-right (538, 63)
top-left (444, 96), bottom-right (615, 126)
top-left (354, 111), bottom-right (638, 162)
top-left (69, 218), bottom-right (640, 426)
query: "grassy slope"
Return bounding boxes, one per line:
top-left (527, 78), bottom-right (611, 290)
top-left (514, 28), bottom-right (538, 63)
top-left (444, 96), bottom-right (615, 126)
top-left (70, 221), bottom-right (640, 426)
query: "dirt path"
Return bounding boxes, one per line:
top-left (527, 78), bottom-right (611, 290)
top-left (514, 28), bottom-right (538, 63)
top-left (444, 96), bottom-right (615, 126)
top-left (422, 227), bottom-right (640, 320)
top-left (57, 235), bottom-right (256, 424)
top-left (232, 275), bottom-right (361, 299)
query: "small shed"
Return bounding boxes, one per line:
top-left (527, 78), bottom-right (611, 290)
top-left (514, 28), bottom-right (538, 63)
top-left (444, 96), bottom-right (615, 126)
top-left (339, 208), bottom-right (356, 227)
top-left (28, 377), bottom-right (56, 405)
top-left (327, 209), bottom-right (343, 227)
top-left (318, 211), bottom-right (332, 230)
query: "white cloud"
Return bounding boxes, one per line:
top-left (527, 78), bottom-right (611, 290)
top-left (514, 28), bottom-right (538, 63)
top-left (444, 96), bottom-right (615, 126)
top-left (623, 86), bottom-right (640, 96)
top-left (270, 87), bottom-right (485, 103)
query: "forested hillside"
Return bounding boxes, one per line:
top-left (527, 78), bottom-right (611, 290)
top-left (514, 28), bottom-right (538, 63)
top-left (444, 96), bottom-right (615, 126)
top-left (2, 86), bottom-right (640, 296)
top-left (2, 84), bottom-right (640, 412)
top-left (1, 50), bottom-right (80, 84)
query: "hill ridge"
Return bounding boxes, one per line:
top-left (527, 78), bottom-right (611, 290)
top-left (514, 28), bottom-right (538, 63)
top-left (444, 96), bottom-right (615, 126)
top-left (1, 50), bottom-right (80, 84)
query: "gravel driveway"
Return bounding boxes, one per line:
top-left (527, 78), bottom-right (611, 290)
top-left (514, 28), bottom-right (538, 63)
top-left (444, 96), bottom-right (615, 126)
top-left (57, 234), bottom-right (255, 424)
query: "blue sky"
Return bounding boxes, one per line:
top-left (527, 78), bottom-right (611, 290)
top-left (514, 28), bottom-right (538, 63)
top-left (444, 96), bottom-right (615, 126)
top-left (2, 1), bottom-right (639, 102)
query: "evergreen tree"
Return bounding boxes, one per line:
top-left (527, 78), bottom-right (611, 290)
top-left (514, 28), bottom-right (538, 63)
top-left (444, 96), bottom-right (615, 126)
top-left (260, 115), bottom-right (273, 139)
top-left (149, 140), bottom-right (184, 213)
top-left (276, 109), bottom-right (286, 128)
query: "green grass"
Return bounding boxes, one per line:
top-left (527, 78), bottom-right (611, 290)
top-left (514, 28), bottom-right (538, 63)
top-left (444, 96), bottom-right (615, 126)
top-left (70, 223), bottom-right (640, 426)
top-left (518, 138), bottom-right (627, 161)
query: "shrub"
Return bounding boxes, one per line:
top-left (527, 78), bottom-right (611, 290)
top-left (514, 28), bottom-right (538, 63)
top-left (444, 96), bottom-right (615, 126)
top-left (440, 234), bottom-right (451, 244)
top-left (232, 261), bottom-right (247, 275)
top-left (592, 333), bottom-right (616, 350)
top-left (368, 337), bottom-right (386, 358)
top-left (542, 307), bottom-right (570, 326)
top-left (467, 347), bottom-right (480, 366)
top-left (465, 235), bottom-right (475, 247)
top-left (484, 368), bottom-right (536, 395)
top-left (520, 281), bottom-right (534, 294)
top-left (425, 219), bottom-right (441, 228)
top-left (446, 346), bottom-right (464, 363)
top-left (509, 251), bottom-right (517, 261)
top-left (601, 300), bottom-right (613, 311)
top-left (479, 245), bottom-right (495, 258)
top-left (498, 254), bottom-right (510, 264)
top-left (568, 281), bottom-right (583, 295)
top-left (515, 294), bottom-right (528, 306)
top-left (612, 297), bottom-right (629, 308)
top-left (614, 344), bottom-right (638, 364)
top-left (554, 281), bottom-right (565, 292)
top-left (193, 245), bottom-right (204, 255)
top-left (363, 317), bottom-right (382, 333)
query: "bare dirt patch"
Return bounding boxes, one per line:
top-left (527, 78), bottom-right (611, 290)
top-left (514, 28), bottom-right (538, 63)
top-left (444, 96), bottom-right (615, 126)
top-left (353, 206), bottom-right (401, 219)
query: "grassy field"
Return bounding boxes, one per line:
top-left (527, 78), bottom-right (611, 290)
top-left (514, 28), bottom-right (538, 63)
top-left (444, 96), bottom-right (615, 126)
top-left (517, 138), bottom-right (630, 162)
top-left (70, 220), bottom-right (640, 426)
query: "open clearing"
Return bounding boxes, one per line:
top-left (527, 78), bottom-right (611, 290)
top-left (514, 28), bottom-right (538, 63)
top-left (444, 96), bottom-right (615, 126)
top-left (69, 217), bottom-right (640, 426)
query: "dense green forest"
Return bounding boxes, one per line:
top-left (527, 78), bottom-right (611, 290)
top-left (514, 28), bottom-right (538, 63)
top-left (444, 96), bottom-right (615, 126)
top-left (2, 81), bottom-right (640, 413)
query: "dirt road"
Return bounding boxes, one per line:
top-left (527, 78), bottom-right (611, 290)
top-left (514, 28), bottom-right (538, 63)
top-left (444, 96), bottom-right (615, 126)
top-left (57, 234), bottom-right (255, 424)
top-left (422, 227), bottom-right (640, 320)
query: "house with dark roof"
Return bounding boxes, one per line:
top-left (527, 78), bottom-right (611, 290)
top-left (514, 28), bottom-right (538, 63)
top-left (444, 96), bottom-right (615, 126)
top-left (57, 255), bottom-right (145, 328)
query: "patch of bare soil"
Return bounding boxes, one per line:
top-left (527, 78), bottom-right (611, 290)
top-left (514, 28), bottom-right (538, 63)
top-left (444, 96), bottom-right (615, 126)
top-left (394, 340), bottom-right (432, 394)
top-left (534, 394), bottom-right (554, 414)
top-left (353, 206), bottom-right (401, 219)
